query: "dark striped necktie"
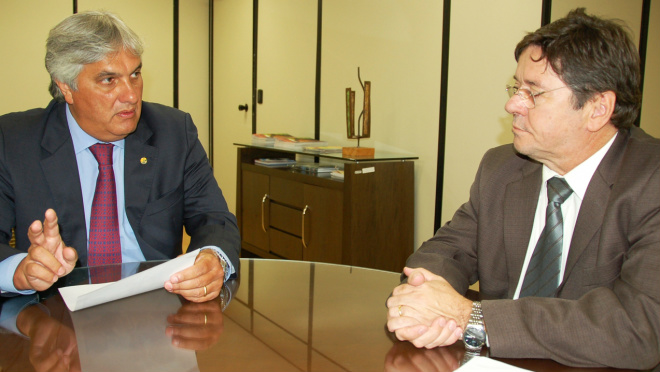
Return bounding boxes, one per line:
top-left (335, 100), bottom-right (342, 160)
top-left (520, 177), bottom-right (573, 297)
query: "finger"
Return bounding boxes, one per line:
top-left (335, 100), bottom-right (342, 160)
top-left (394, 324), bottom-right (429, 343)
top-left (424, 319), bottom-right (461, 349)
top-left (24, 262), bottom-right (60, 289)
top-left (25, 246), bottom-right (63, 278)
top-left (42, 208), bottom-right (62, 239)
top-left (167, 311), bottom-right (209, 326)
top-left (387, 314), bottom-right (428, 333)
top-left (27, 220), bottom-right (46, 247)
top-left (168, 333), bottom-right (218, 351)
top-left (62, 246), bottom-right (79, 269)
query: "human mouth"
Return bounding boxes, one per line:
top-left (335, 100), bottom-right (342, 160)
top-left (116, 109), bottom-right (136, 119)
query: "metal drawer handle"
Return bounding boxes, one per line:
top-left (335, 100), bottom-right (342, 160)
top-left (261, 194), bottom-right (269, 233)
top-left (302, 205), bottom-right (309, 249)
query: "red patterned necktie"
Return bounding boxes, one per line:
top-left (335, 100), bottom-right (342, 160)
top-left (87, 143), bottom-right (122, 267)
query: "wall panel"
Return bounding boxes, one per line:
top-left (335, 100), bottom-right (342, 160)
top-left (256, 0), bottom-right (317, 138)
top-left (640, 0), bottom-right (660, 137)
top-left (321, 0), bottom-right (443, 248)
top-left (212, 0), bottom-right (254, 215)
top-left (441, 0), bottom-right (541, 224)
top-left (0, 1), bottom-right (71, 114)
top-left (79, 0), bottom-right (174, 106)
top-left (180, 0), bottom-right (211, 154)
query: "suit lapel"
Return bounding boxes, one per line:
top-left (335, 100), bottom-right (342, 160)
top-left (503, 160), bottom-right (542, 297)
top-left (561, 131), bottom-right (627, 284)
top-left (39, 102), bottom-right (88, 262)
top-left (123, 116), bottom-right (157, 229)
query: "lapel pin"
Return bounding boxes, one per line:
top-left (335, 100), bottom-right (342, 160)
top-left (140, 157), bottom-right (148, 165)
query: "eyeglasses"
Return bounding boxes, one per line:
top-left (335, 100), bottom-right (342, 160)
top-left (505, 85), bottom-right (569, 109)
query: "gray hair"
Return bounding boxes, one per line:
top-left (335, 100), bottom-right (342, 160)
top-left (45, 11), bottom-right (144, 101)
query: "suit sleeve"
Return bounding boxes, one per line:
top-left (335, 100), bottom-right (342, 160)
top-left (179, 113), bottom-right (241, 276)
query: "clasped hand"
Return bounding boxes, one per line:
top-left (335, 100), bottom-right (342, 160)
top-left (386, 267), bottom-right (472, 349)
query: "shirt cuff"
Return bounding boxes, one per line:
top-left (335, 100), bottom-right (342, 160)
top-left (200, 246), bottom-right (235, 282)
top-left (0, 253), bottom-right (36, 295)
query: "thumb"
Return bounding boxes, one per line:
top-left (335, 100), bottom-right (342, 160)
top-left (404, 267), bottom-right (427, 286)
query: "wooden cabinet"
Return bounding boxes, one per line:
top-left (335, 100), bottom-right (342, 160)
top-left (236, 145), bottom-right (416, 272)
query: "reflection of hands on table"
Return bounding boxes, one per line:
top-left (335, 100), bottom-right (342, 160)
top-left (166, 298), bottom-right (224, 350)
top-left (16, 303), bottom-right (81, 372)
top-left (385, 341), bottom-right (462, 372)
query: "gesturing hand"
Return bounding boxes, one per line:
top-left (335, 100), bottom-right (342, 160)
top-left (14, 209), bottom-right (78, 291)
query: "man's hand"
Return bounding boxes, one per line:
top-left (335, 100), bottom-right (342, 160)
top-left (386, 267), bottom-right (472, 349)
top-left (13, 209), bottom-right (78, 291)
top-left (164, 249), bottom-right (225, 302)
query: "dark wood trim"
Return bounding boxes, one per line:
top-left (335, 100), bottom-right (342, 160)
top-left (541, 0), bottom-right (552, 26)
top-left (636, 0), bottom-right (651, 127)
top-left (252, 0), bottom-right (259, 134)
top-left (314, 0), bottom-right (323, 140)
top-left (173, 0), bottom-right (179, 109)
top-left (434, 0), bottom-right (451, 233)
top-left (208, 0), bottom-right (214, 165)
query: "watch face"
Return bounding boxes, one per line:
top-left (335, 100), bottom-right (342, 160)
top-left (464, 327), bottom-right (486, 347)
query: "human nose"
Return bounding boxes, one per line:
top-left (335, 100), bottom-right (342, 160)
top-left (505, 94), bottom-right (527, 116)
top-left (118, 78), bottom-right (141, 104)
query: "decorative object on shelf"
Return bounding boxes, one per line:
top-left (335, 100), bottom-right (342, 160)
top-left (344, 67), bottom-right (375, 157)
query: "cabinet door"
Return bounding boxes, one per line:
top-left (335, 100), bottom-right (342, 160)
top-left (241, 170), bottom-right (269, 251)
top-left (302, 184), bottom-right (343, 264)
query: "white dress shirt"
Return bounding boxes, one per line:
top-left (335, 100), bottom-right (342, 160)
top-left (514, 133), bottom-right (617, 299)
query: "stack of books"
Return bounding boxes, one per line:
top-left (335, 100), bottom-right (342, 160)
top-left (251, 133), bottom-right (292, 147)
top-left (292, 163), bottom-right (340, 174)
top-left (254, 158), bottom-right (297, 168)
top-left (274, 136), bottom-right (328, 150)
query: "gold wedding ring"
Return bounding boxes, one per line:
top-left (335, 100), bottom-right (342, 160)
top-left (398, 305), bottom-right (403, 316)
top-left (203, 285), bottom-right (208, 296)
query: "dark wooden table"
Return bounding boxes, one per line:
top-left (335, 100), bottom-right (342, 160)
top-left (1, 258), bottom-right (657, 371)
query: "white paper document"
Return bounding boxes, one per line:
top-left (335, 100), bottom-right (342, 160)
top-left (457, 356), bottom-right (532, 372)
top-left (59, 249), bottom-right (199, 311)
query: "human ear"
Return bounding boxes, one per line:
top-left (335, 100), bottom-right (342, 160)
top-left (55, 81), bottom-right (75, 104)
top-left (587, 91), bottom-right (616, 132)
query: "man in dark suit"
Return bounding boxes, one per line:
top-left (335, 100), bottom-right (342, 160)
top-left (387, 9), bottom-right (659, 369)
top-left (0, 11), bottom-right (240, 302)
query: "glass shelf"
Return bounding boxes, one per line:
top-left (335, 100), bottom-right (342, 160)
top-left (234, 143), bottom-right (418, 162)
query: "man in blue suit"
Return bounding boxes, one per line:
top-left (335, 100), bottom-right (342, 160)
top-left (0, 11), bottom-right (240, 302)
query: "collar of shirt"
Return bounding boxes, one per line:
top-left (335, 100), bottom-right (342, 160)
top-left (66, 105), bottom-right (125, 151)
top-left (541, 132), bottom-right (618, 200)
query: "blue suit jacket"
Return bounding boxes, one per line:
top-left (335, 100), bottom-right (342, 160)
top-left (0, 100), bottom-right (240, 272)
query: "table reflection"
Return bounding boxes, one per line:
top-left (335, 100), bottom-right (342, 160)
top-left (2, 259), bottom-right (656, 372)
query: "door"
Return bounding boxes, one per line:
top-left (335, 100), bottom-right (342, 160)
top-left (213, 0), bottom-right (254, 215)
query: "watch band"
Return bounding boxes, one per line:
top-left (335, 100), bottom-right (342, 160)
top-left (463, 301), bottom-right (488, 353)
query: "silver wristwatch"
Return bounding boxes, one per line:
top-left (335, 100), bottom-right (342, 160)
top-left (462, 301), bottom-right (487, 354)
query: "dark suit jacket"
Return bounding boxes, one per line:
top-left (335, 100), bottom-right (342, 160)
top-left (406, 127), bottom-right (660, 369)
top-left (0, 100), bottom-right (240, 274)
